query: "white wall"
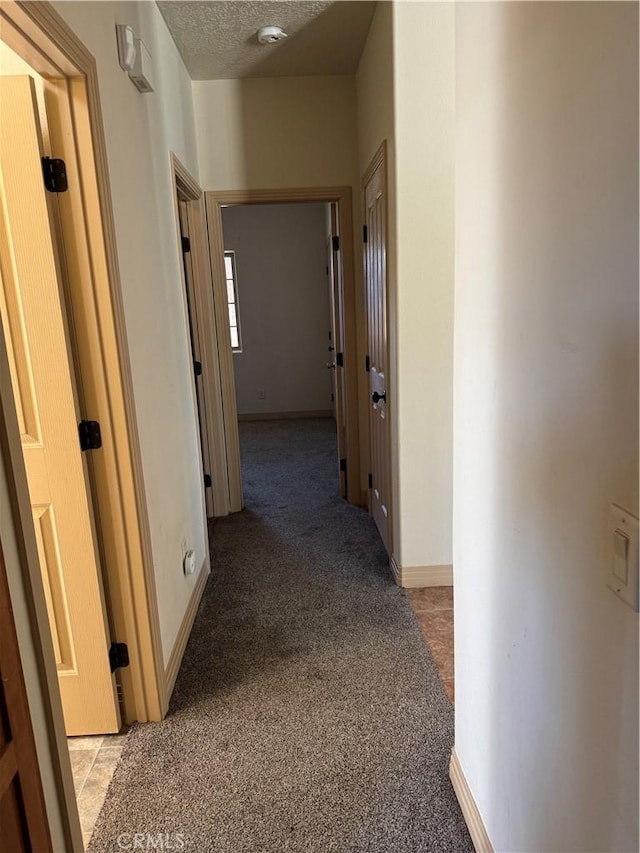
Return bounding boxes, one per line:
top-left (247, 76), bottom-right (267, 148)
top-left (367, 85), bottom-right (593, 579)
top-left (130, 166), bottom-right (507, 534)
top-left (222, 203), bottom-right (332, 416)
top-left (454, 3), bottom-right (639, 850)
top-left (193, 75), bottom-right (358, 191)
top-left (392, 2), bottom-right (455, 571)
top-left (356, 2), bottom-right (456, 572)
top-left (52, 1), bottom-right (207, 666)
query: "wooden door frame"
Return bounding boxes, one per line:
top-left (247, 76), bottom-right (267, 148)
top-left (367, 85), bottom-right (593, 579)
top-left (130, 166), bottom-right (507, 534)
top-left (0, 0), bottom-right (167, 733)
top-left (205, 187), bottom-right (362, 508)
top-left (171, 154), bottom-right (230, 517)
top-left (362, 142), bottom-right (394, 555)
top-left (0, 537), bottom-right (53, 851)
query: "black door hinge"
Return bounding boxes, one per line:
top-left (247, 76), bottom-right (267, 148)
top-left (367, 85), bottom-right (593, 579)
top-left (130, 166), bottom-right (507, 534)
top-left (332, 235), bottom-right (340, 252)
top-left (340, 458), bottom-right (347, 472)
top-left (194, 361), bottom-right (202, 376)
top-left (336, 352), bottom-right (344, 367)
top-left (109, 642), bottom-right (129, 673)
top-left (41, 157), bottom-right (68, 193)
top-left (181, 236), bottom-right (191, 253)
top-left (204, 473), bottom-right (212, 488)
top-left (368, 473), bottom-right (373, 489)
top-left (325, 265), bottom-right (329, 276)
top-left (78, 420), bottom-right (102, 452)
top-left (363, 225), bottom-right (368, 243)
top-left (365, 355), bottom-right (370, 372)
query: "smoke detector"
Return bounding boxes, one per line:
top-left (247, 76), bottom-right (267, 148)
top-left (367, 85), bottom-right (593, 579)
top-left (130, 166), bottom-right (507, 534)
top-left (257, 26), bottom-right (288, 45)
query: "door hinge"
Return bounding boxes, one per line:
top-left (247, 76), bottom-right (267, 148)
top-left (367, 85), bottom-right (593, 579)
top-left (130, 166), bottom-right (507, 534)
top-left (368, 473), bottom-right (373, 489)
top-left (181, 236), bottom-right (191, 253)
top-left (41, 157), bottom-right (68, 193)
top-left (325, 265), bottom-right (329, 276)
top-left (339, 458), bottom-right (347, 472)
top-left (363, 225), bottom-right (368, 243)
top-left (78, 420), bottom-right (102, 452)
top-left (194, 360), bottom-right (202, 376)
top-left (332, 235), bottom-right (340, 252)
top-left (109, 642), bottom-right (129, 673)
top-left (336, 352), bottom-right (344, 367)
top-left (365, 355), bottom-right (370, 372)
top-left (204, 473), bottom-right (212, 488)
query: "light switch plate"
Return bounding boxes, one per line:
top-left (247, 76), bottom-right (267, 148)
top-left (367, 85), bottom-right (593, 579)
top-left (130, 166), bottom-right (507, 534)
top-left (607, 504), bottom-right (639, 611)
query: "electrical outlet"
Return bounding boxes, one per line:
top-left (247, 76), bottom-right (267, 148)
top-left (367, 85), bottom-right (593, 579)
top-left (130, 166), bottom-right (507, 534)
top-left (258, 388), bottom-right (266, 400)
top-left (183, 549), bottom-right (196, 576)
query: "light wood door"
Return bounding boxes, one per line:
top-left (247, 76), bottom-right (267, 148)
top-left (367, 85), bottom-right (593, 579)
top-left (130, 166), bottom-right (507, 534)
top-left (0, 540), bottom-right (53, 852)
top-left (364, 153), bottom-right (391, 553)
top-left (178, 199), bottom-right (214, 518)
top-left (0, 76), bottom-right (120, 735)
top-left (328, 206), bottom-right (348, 498)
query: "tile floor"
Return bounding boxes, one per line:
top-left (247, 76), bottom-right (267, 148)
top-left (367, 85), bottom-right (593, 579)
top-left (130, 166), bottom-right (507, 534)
top-left (67, 731), bottom-right (128, 849)
top-left (406, 586), bottom-right (455, 703)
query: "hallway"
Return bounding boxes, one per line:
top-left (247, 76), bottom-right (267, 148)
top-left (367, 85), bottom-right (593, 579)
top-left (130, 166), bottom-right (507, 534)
top-left (88, 420), bottom-right (471, 852)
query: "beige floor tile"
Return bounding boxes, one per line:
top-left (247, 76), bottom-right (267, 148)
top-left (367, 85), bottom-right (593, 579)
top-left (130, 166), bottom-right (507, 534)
top-left (67, 735), bottom-right (104, 751)
top-left (406, 586), bottom-right (453, 612)
top-left (414, 608), bottom-right (454, 640)
top-left (408, 588), bottom-right (456, 705)
top-left (69, 748), bottom-right (98, 796)
top-left (102, 732), bottom-right (129, 748)
top-left (430, 645), bottom-right (454, 681)
top-left (97, 745), bottom-right (124, 762)
top-left (76, 745), bottom-right (121, 835)
top-left (443, 678), bottom-right (455, 704)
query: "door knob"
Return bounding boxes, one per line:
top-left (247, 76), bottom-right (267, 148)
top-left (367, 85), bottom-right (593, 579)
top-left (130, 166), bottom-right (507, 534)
top-left (372, 391), bottom-right (386, 403)
top-left (327, 362), bottom-right (336, 369)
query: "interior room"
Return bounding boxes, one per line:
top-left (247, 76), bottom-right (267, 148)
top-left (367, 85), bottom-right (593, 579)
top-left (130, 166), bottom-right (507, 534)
top-left (0, 2), bottom-right (637, 852)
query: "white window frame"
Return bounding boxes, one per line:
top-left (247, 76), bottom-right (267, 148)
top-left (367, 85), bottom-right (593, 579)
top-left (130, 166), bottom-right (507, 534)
top-left (224, 250), bottom-right (242, 352)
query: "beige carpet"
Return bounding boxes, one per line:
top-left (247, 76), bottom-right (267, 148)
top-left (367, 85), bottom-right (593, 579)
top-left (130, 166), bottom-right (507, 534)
top-left (88, 419), bottom-right (471, 852)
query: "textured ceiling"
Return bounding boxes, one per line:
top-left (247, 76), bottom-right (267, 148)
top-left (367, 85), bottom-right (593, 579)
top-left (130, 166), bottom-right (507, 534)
top-left (156, 1), bottom-right (376, 80)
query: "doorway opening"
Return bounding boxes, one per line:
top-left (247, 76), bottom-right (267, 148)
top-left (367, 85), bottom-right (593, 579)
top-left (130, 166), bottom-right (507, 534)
top-left (205, 188), bottom-right (362, 510)
top-left (221, 201), bottom-right (346, 499)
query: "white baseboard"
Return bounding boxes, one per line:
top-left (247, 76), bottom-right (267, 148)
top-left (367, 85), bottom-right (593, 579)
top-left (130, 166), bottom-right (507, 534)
top-left (450, 747), bottom-right (494, 853)
top-left (389, 555), bottom-right (453, 588)
top-left (164, 559), bottom-right (209, 703)
top-left (237, 410), bottom-right (333, 421)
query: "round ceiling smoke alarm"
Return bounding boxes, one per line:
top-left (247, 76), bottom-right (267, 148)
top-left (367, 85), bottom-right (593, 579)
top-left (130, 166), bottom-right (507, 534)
top-left (257, 26), bottom-right (288, 45)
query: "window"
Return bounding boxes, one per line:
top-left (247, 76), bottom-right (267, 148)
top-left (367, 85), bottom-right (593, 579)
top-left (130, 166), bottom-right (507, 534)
top-left (224, 251), bottom-right (242, 351)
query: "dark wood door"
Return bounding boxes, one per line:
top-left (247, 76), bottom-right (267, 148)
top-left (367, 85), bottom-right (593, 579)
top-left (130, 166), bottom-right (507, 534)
top-left (0, 540), bottom-right (52, 851)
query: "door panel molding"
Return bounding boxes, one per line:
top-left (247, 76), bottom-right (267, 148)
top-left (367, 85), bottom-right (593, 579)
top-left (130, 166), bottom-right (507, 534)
top-left (205, 187), bottom-right (362, 509)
